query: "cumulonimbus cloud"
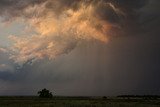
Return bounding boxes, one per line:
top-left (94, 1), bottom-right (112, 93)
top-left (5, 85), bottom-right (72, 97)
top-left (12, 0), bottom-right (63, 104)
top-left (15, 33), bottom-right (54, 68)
top-left (0, 0), bottom-right (149, 64)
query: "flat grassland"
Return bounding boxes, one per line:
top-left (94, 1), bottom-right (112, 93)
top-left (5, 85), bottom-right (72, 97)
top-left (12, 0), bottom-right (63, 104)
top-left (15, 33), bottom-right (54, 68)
top-left (0, 96), bottom-right (160, 107)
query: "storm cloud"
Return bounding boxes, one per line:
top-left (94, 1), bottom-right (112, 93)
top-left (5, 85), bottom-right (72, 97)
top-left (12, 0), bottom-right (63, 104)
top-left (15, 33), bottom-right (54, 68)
top-left (0, 0), bottom-right (160, 95)
top-left (0, 0), bottom-right (155, 64)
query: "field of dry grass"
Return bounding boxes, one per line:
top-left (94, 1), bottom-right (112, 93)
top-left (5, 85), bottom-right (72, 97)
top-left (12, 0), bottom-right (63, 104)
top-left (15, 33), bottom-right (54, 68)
top-left (0, 96), bottom-right (160, 107)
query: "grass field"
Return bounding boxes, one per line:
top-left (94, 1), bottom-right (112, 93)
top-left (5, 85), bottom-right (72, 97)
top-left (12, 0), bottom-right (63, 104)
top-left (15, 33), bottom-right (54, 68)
top-left (0, 96), bottom-right (160, 107)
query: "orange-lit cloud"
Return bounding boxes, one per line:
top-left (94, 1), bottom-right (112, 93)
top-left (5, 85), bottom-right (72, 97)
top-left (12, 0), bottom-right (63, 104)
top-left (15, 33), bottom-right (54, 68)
top-left (0, 0), bottom-right (126, 64)
top-left (9, 1), bottom-right (117, 64)
top-left (0, 48), bottom-right (8, 53)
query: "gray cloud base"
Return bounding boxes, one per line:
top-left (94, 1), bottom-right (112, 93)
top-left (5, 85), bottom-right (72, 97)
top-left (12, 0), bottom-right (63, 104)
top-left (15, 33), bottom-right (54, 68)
top-left (0, 0), bottom-right (159, 95)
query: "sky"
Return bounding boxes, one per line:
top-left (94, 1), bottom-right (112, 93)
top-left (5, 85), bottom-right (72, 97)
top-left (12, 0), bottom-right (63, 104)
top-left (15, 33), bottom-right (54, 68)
top-left (0, 0), bottom-right (160, 96)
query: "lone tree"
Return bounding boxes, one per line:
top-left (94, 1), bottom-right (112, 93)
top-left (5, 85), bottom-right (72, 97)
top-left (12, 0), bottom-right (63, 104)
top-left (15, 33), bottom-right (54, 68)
top-left (37, 88), bottom-right (53, 98)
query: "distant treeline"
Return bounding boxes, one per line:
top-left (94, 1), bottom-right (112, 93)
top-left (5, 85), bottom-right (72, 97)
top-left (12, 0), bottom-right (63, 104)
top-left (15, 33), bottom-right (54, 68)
top-left (117, 95), bottom-right (160, 99)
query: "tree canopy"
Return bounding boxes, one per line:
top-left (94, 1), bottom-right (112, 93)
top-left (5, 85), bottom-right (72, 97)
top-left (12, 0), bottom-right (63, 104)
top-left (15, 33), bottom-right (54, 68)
top-left (37, 88), bottom-right (53, 98)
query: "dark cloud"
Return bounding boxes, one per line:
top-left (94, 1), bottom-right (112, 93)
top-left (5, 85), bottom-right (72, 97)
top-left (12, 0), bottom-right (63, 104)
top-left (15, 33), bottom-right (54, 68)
top-left (0, 0), bottom-right (45, 20)
top-left (0, 71), bottom-right (26, 81)
top-left (1, 37), bottom-right (160, 96)
top-left (44, 0), bottom-right (81, 15)
top-left (0, 0), bottom-right (160, 96)
top-left (0, 0), bottom-right (158, 36)
top-left (112, 0), bottom-right (149, 9)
